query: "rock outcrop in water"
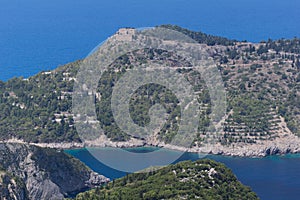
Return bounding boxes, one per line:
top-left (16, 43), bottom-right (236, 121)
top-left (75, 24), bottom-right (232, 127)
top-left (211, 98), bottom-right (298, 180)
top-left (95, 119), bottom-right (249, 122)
top-left (0, 143), bottom-right (109, 200)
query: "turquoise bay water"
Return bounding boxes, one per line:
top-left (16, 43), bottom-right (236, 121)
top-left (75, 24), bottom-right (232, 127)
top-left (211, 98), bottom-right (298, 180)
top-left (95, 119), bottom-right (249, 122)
top-left (1, 0), bottom-right (300, 81)
top-left (66, 147), bottom-right (300, 200)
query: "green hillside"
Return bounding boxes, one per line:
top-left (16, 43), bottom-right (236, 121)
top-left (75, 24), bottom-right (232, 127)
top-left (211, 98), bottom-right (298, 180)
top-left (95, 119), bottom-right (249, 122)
top-left (0, 25), bottom-right (299, 153)
top-left (73, 159), bottom-right (259, 200)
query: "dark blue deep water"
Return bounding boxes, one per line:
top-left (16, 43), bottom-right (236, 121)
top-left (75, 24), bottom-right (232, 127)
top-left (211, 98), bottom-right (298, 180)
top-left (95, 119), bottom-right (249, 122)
top-left (66, 148), bottom-right (300, 200)
top-left (1, 0), bottom-right (300, 80)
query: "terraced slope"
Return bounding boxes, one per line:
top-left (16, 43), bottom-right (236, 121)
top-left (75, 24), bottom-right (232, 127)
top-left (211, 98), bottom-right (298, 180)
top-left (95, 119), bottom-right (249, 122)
top-left (0, 25), bottom-right (299, 156)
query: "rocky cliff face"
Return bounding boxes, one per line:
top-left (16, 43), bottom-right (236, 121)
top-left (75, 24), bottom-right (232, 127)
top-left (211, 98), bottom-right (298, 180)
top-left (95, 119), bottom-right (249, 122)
top-left (0, 171), bottom-right (28, 200)
top-left (0, 143), bottom-right (109, 200)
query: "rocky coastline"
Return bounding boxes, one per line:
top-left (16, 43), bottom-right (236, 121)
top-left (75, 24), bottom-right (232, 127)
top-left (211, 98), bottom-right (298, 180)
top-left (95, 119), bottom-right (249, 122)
top-left (0, 142), bottom-right (110, 200)
top-left (2, 133), bottom-right (300, 158)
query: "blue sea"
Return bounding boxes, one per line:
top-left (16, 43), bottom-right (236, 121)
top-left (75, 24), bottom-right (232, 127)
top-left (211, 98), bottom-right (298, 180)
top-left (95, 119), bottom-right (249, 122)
top-left (1, 0), bottom-right (300, 81)
top-left (2, 0), bottom-right (300, 199)
top-left (66, 147), bottom-right (300, 200)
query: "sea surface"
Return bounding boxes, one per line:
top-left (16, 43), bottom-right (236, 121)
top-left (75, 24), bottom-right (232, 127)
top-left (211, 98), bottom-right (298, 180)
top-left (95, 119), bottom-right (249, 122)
top-left (1, 0), bottom-right (300, 81)
top-left (2, 0), bottom-right (300, 199)
top-left (66, 147), bottom-right (300, 200)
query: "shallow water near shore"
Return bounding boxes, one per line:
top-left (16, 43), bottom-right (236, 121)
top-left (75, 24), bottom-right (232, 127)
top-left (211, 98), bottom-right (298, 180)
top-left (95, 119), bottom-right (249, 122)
top-left (66, 147), bottom-right (300, 200)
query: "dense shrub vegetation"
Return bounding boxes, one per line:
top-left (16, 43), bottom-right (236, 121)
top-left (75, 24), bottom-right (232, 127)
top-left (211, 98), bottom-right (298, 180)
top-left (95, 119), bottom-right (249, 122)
top-left (0, 25), bottom-right (299, 146)
top-left (73, 159), bottom-right (258, 200)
